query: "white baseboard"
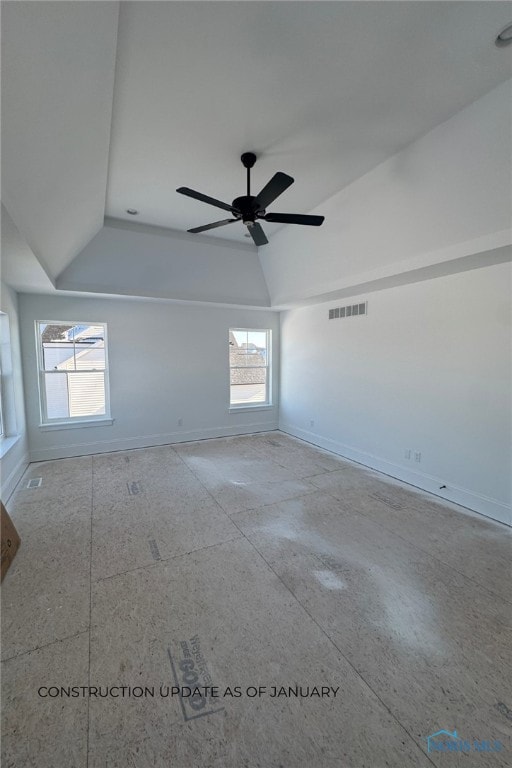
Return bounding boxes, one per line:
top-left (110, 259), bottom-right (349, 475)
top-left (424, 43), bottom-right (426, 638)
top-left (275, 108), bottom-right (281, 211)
top-left (1, 451), bottom-right (30, 503)
top-left (279, 423), bottom-right (511, 527)
top-left (29, 421), bottom-right (279, 462)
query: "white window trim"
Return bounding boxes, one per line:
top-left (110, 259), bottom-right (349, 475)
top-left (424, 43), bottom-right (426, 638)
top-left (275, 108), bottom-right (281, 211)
top-left (38, 417), bottom-right (114, 431)
top-left (36, 320), bottom-right (111, 427)
top-left (0, 311), bottom-right (20, 448)
top-left (0, 363), bottom-right (4, 439)
top-left (0, 435), bottom-right (21, 459)
top-left (229, 405), bottom-right (274, 414)
top-left (229, 327), bottom-right (272, 409)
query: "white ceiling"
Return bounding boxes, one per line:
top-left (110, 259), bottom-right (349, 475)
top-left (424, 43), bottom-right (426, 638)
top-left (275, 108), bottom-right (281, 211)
top-left (106, 1), bottom-right (512, 243)
top-left (1, 1), bottom-right (119, 278)
top-left (2, 1), bottom-right (512, 284)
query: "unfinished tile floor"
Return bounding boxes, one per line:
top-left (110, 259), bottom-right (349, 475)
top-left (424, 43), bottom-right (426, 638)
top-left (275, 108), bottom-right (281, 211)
top-left (2, 432), bottom-right (511, 767)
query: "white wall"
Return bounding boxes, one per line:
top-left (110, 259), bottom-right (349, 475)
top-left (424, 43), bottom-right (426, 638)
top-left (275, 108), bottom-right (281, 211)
top-left (279, 262), bottom-right (512, 525)
top-left (0, 282), bottom-right (29, 500)
top-left (260, 79), bottom-right (512, 306)
top-left (19, 293), bottom-right (279, 461)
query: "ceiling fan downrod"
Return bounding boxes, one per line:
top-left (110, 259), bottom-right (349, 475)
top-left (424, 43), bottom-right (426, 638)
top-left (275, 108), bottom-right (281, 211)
top-left (241, 152), bottom-right (257, 198)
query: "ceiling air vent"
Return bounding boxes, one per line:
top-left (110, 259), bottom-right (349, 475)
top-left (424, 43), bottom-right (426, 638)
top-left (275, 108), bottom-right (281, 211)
top-left (328, 301), bottom-right (368, 320)
top-left (26, 477), bottom-right (42, 489)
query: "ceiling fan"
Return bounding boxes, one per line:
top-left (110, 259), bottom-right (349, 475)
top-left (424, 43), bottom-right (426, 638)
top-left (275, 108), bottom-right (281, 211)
top-left (176, 152), bottom-right (325, 246)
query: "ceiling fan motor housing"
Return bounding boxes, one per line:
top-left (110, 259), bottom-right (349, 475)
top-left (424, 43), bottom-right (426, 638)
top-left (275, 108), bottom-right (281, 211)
top-left (232, 195), bottom-right (264, 223)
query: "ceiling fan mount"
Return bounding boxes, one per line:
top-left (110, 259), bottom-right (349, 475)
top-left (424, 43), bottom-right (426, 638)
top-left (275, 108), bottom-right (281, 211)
top-left (177, 152), bottom-right (324, 246)
top-left (240, 151), bottom-right (257, 169)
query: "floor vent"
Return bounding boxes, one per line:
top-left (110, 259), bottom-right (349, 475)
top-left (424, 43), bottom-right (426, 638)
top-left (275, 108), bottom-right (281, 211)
top-left (26, 477), bottom-right (43, 489)
top-left (329, 301), bottom-right (368, 320)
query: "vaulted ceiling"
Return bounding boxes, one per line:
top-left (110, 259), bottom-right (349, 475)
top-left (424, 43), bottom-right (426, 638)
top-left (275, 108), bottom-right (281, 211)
top-left (2, 1), bottom-right (511, 302)
top-left (105, 1), bottom-right (512, 241)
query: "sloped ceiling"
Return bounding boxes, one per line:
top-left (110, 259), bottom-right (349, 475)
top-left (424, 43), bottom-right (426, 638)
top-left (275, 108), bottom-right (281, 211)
top-left (1, 1), bottom-right (119, 278)
top-left (1, 206), bottom-right (54, 293)
top-left (105, 1), bottom-right (512, 244)
top-left (56, 218), bottom-right (271, 307)
top-left (2, 1), bottom-right (511, 304)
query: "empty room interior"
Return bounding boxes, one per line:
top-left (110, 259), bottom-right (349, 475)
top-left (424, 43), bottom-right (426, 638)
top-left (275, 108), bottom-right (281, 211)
top-left (1, 2), bottom-right (512, 766)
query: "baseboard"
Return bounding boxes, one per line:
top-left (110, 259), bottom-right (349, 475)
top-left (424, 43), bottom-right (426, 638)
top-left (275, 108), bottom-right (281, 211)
top-left (1, 451), bottom-right (30, 503)
top-left (279, 423), bottom-right (511, 527)
top-left (29, 421), bottom-right (279, 462)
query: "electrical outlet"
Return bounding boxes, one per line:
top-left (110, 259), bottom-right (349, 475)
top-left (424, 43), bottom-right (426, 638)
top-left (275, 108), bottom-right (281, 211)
top-left (414, 451), bottom-right (421, 463)
top-left (404, 449), bottom-right (411, 460)
top-left (178, 418), bottom-right (183, 426)
top-left (309, 419), bottom-right (314, 428)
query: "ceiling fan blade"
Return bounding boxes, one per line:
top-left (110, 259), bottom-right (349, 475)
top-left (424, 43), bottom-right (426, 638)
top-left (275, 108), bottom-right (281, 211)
top-left (188, 219), bottom-right (238, 234)
top-left (248, 222), bottom-right (268, 246)
top-left (177, 187), bottom-right (234, 213)
top-left (255, 172), bottom-right (294, 209)
top-left (264, 213), bottom-right (325, 226)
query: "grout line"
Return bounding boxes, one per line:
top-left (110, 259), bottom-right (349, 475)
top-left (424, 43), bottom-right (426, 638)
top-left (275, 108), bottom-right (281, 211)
top-left (227, 433), bottom-right (511, 605)
top-left (94, 536), bottom-right (245, 585)
top-left (171, 448), bottom-right (245, 524)
top-left (7, 435), bottom-right (507, 766)
top-left (225, 487), bottom-right (318, 519)
top-left (1, 629), bottom-right (89, 665)
top-left (168, 435), bottom-right (437, 762)
top-left (172, 439), bottom-right (511, 613)
top-left (86, 456), bottom-right (94, 768)
top-left (170, 443), bottom-right (319, 520)
top-left (247, 450), bottom-right (339, 480)
top-left (319, 486), bottom-right (512, 608)
top-left (226, 513), bottom-right (438, 768)
top-left (278, 429), bottom-right (511, 529)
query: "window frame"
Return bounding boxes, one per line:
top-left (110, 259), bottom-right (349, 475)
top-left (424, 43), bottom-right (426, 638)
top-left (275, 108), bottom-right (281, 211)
top-left (36, 320), bottom-right (111, 426)
top-left (0, 362), bottom-right (4, 439)
top-left (0, 310), bottom-right (17, 451)
top-left (228, 327), bottom-right (272, 410)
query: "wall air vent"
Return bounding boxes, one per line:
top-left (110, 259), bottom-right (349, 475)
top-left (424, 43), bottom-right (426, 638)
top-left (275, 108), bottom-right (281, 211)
top-left (328, 301), bottom-right (368, 320)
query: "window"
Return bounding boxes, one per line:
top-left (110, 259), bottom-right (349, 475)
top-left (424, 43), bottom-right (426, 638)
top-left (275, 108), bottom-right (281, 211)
top-left (0, 311), bottom-right (13, 443)
top-left (37, 322), bottom-right (110, 424)
top-left (229, 328), bottom-right (271, 407)
top-left (0, 364), bottom-right (4, 438)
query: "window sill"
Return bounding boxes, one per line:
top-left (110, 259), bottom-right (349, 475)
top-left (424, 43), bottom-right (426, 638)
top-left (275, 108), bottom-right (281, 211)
top-left (39, 418), bottom-right (114, 431)
top-left (229, 405), bottom-right (274, 414)
top-left (0, 434), bottom-right (21, 459)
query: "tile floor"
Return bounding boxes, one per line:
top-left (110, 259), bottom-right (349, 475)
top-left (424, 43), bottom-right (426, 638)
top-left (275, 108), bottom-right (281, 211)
top-left (1, 431), bottom-right (511, 767)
